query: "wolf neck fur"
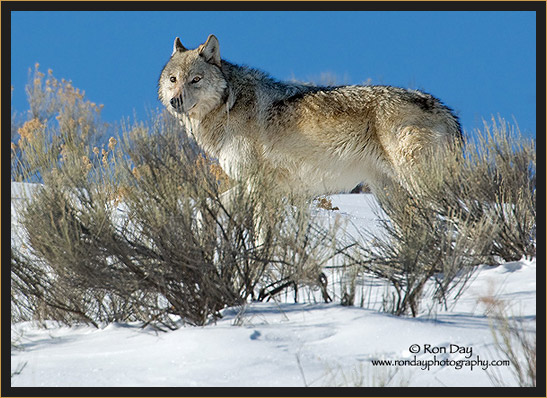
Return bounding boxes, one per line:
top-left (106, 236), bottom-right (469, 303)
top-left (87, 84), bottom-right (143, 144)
top-left (189, 60), bottom-right (322, 160)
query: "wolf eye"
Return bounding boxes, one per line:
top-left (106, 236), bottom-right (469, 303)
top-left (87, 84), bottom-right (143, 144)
top-left (169, 76), bottom-right (176, 83)
top-left (191, 76), bottom-right (202, 83)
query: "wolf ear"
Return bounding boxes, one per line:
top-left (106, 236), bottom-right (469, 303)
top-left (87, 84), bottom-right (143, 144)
top-left (172, 37), bottom-right (187, 55)
top-left (198, 35), bottom-right (221, 67)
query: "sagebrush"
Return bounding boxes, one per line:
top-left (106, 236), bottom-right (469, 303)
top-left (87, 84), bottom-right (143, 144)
top-left (11, 67), bottom-right (333, 328)
top-left (11, 67), bottom-right (535, 327)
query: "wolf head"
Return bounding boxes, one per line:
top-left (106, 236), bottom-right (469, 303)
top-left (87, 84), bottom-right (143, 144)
top-left (158, 35), bottom-right (229, 120)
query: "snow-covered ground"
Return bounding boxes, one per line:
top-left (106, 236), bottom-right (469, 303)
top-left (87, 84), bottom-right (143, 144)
top-left (10, 183), bottom-right (536, 387)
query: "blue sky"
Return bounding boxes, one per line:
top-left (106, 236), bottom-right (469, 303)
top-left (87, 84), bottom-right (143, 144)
top-left (11, 10), bottom-right (537, 138)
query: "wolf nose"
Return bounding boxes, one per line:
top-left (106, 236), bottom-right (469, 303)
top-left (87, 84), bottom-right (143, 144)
top-left (170, 95), bottom-right (183, 110)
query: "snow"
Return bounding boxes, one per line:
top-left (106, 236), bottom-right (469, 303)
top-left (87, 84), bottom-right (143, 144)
top-left (10, 182), bottom-right (536, 387)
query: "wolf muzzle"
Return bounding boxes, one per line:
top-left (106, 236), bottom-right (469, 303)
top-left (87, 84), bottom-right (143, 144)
top-left (170, 95), bottom-right (184, 111)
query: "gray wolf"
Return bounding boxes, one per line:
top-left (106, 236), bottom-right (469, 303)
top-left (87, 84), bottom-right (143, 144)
top-left (158, 35), bottom-right (462, 197)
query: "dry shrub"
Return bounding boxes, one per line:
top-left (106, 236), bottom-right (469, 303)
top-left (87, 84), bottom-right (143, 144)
top-left (12, 68), bottom-right (535, 326)
top-left (479, 293), bottom-right (536, 387)
top-left (343, 117), bottom-right (535, 316)
top-left (12, 93), bottom-right (333, 328)
top-left (11, 65), bottom-right (107, 183)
